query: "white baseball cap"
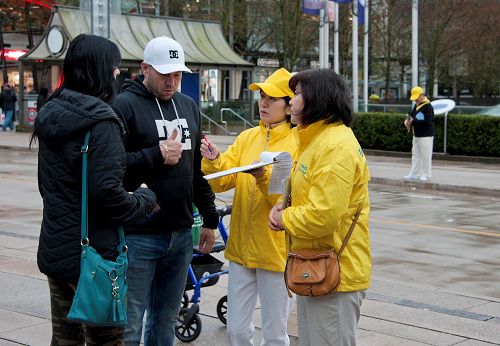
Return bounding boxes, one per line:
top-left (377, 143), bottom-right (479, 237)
top-left (143, 36), bottom-right (192, 75)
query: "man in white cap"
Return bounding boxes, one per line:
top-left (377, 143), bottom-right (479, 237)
top-left (112, 36), bottom-right (217, 345)
top-left (404, 86), bottom-right (435, 182)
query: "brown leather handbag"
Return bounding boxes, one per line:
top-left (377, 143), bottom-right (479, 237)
top-left (284, 201), bottom-right (364, 297)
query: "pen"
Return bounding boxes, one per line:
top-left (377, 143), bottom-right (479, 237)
top-left (203, 135), bottom-right (214, 155)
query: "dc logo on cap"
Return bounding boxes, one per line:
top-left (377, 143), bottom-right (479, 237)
top-left (170, 50), bottom-right (179, 59)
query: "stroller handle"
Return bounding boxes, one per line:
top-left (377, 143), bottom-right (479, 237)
top-left (216, 205), bottom-right (232, 217)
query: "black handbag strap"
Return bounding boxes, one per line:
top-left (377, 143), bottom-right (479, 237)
top-left (80, 131), bottom-right (126, 252)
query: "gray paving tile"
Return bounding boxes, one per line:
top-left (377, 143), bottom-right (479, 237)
top-left (0, 248), bottom-right (37, 262)
top-left (0, 308), bottom-right (47, 334)
top-left (0, 273), bottom-right (49, 319)
top-left (357, 329), bottom-right (430, 346)
top-left (467, 302), bottom-right (500, 319)
top-left (0, 258), bottom-right (44, 280)
top-left (359, 316), bottom-right (466, 345)
top-left (362, 299), bottom-right (500, 344)
top-left (453, 340), bottom-right (500, 346)
top-left (0, 235), bottom-right (38, 250)
top-left (0, 321), bottom-right (51, 346)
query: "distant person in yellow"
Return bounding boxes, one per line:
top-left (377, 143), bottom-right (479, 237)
top-left (201, 68), bottom-right (297, 346)
top-left (404, 86), bottom-right (435, 182)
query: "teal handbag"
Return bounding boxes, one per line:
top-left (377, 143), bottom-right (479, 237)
top-left (67, 131), bottom-right (128, 326)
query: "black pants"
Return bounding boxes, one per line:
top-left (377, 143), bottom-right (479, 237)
top-left (48, 277), bottom-right (124, 346)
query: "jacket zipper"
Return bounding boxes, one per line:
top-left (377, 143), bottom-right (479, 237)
top-left (244, 125), bottom-right (271, 265)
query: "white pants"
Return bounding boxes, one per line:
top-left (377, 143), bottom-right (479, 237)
top-left (408, 136), bottom-right (434, 179)
top-left (296, 290), bottom-right (366, 346)
top-left (227, 261), bottom-right (293, 346)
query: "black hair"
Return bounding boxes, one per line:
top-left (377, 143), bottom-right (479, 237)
top-left (60, 34), bottom-right (121, 102)
top-left (29, 34), bottom-right (121, 149)
top-left (39, 87), bottom-right (49, 97)
top-left (289, 69), bottom-right (353, 127)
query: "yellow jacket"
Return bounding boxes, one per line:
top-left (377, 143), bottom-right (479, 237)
top-left (202, 121), bottom-right (298, 272)
top-left (281, 120), bottom-right (372, 291)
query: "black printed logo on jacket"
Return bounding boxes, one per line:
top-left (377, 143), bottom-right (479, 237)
top-left (155, 119), bottom-right (191, 150)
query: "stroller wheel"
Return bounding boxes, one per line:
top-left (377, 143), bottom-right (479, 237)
top-left (175, 308), bottom-right (202, 342)
top-left (181, 292), bottom-right (189, 309)
top-left (216, 295), bottom-right (227, 325)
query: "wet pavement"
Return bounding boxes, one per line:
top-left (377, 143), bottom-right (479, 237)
top-left (0, 131), bottom-right (499, 345)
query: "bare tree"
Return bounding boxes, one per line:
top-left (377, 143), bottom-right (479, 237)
top-left (460, 0), bottom-right (500, 97)
top-left (419, 0), bottom-right (473, 97)
top-left (270, 0), bottom-right (303, 70)
top-left (369, 0), bottom-right (411, 99)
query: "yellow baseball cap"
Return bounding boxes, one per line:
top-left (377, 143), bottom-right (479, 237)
top-left (249, 68), bottom-right (294, 98)
top-left (410, 86), bottom-right (424, 101)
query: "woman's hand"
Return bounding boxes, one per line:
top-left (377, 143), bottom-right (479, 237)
top-left (245, 160), bottom-right (266, 179)
top-left (269, 203), bottom-right (285, 231)
top-left (404, 117), bottom-right (412, 131)
top-left (200, 136), bottom-right (220, 160)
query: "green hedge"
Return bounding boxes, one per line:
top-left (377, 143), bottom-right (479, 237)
top-left (352, 112), bottom-right (500, 157)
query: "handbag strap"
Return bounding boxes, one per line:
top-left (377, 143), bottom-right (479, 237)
top-left (337, 197), bottom-right (365, 257)
top-left (80, 131), bottom-right (126, 252)
top-left (285, 196), bottom-right (366, 256)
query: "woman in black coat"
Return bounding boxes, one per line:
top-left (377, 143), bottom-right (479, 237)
top-left (31, 34), bottom-right (157, 345)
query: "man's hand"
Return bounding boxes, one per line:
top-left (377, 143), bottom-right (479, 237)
top-left (160, 128), bottom-right (183, 165)
top-left (197, 227), bottom-right (215, 254)
top-left (269, 203), bottom-right (285, 231)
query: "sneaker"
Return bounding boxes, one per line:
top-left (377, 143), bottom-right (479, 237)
top-left (418, 176), bottom-right (429, 182)
top-left (404, 175), bottom-right (417, 181)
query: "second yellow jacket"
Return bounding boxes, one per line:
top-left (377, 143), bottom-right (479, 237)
top-left (202, 121), bottom-right (297, 272)
top-left (281, 120), bottom-right (372, 291)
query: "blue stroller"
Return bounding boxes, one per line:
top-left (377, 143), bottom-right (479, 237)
top-left (174, 204), bottom-right (232, 342)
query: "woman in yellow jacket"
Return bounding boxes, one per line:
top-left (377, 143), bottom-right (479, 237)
top-left (201, 68), bottom-right (297, 346)
top-left (270, 69), bottom-right (371, 346)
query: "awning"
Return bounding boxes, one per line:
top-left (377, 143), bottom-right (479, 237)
top-left (21, 6), bottom-right (252, 68)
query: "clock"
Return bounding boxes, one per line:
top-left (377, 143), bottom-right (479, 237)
top-left (46, 26), bottom-right (66, 57)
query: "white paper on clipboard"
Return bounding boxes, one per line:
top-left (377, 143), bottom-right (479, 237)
top-left (203, 151), bottom-right (292, 193)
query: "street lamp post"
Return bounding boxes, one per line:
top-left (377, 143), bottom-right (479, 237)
top-left (412, 0), bottom-right (418, 88)
top-left (0, 14), bottom-right (8, 83)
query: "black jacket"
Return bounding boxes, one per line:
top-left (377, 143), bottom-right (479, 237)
top-left (410, 101), bottom-right (435, 137)
top-left (36, 88), bottom-right (157, 285)
top-left (0, 88), bottom-right (17, 111)
top-left (112, 76), bottom-right (218, 233)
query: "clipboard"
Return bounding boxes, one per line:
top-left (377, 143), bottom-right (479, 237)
top-left (203, 161), bottom-right (275, 180)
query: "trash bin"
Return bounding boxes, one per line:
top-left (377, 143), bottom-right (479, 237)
top-left (23, 94), bottom-right (38, 128)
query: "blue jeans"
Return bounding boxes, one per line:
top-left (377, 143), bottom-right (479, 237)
top-left (125, 230), bottom-right (192, 346)
top-left (2, 110), bottom-right (14, 130)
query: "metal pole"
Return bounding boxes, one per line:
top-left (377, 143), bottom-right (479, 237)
top-left (0, 24), bottom-right (8, 83)
top-left (444, 112), bottom-right (448, 155)
top-left (333, 1), bottom-right (339, 73)
top-left (412, 0), bottom-right (418, 88)
top-left (319, 9), bottom-right (325, 68)
top-left (323, 7), bottom-right (329, 68)
top-left (91, 0), bottom-right (110, 38)
top-left (19, 62), bottom-right (25, 127)
top-left (363, 0), bottom-right (369, 113)
top-left (352, 2), bottom-right (359, 113)
top-left (319, 4), bottom-right (329, 69)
